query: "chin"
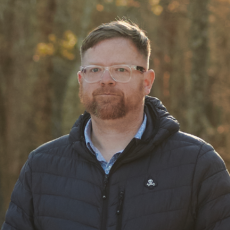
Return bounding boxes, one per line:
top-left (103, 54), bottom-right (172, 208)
top-left (89, 100), bottom-right (126, 120)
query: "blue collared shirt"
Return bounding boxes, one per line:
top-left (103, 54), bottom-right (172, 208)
top-left (84, 114), bottom-right (147, 174)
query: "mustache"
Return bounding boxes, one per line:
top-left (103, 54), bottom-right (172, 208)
top-left (92, 88), bottom-right (124, 96)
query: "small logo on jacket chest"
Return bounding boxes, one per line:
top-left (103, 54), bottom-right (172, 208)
top-left (145, 178), bottom-right (157, 189)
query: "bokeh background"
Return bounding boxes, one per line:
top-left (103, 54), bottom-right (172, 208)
top-left (0, 0), bottom-right (230, 225)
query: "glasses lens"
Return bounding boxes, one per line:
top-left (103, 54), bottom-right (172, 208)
top-left (110, 65), bottom-right (131, 82)
top-left (82, 66), bottom-right (103, 83)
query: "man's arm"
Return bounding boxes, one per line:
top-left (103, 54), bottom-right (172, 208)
top-left (193, 143), bottom-right (230, 230)
top-left (1, 153), bottom-right (36, 230)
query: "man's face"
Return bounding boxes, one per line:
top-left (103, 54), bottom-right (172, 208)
top-left (78, 38), bottom-right (154, 120)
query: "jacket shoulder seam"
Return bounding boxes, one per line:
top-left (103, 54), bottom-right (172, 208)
top-left (201, 168), bottom-right (226, 182)
top-left (204, 213), bottom-right (230, 230)
top-left (17, 178), bottom-right (31, 193)
top-left (4, 222), bottom-right (19, 230)
top-left (170, 135), bottom-right (206, 147)
top-left (198, 148), bottom-right (214, 159)
top-left (10, 200), bottom-right (33, 218)
top-left (191, 143), bottom-right (205, 219)
top-left (34, 142), bottom-right (72, 155)
top-left (199, 191), bottom-right (230, 209)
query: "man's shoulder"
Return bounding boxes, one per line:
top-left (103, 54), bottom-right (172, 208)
top-left (171, 131), bottom-right (207, 145)
top-left (27, 134), bottom-right (76, 171)
top-left (168, 131), bottom-right (215, 155)
top-left (32, 134), bottom-right (71, 155)
top-left (163, 131), bottom-right (226, 171)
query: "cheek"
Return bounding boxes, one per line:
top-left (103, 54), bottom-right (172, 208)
top-left (80, 83), bottom-right (94, 95)
top-left (124, 82), bottom-right (145, 100)
top-left (134, 80), bottom-right (145, 95)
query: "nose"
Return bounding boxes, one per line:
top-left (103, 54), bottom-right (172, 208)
top-left (100, 69), bottom-right (116, 86)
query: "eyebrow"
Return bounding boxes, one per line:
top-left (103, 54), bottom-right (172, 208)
top-left (85, 62), bottom-right (130, 66)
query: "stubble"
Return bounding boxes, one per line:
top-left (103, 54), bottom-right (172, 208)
top-left (79, 82), bottom-right (145, 120)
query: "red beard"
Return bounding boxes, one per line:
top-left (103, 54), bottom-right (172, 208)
top-left (79, 80), bottom-right (145, 120)
top-left (79, 86), bottom-right (127, 120)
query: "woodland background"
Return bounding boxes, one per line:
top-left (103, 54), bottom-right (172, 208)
top-left (0, 0), bottom-right (230, 224)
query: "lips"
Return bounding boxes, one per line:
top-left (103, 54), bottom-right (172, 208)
top-left (97, 93), bottom-right (117, 95)
top-left (92, 88), bottom-right (123, 97)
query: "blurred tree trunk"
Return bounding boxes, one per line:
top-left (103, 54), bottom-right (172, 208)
top-left (0, 0), bottom-right (57, 224)
top-left (208, 0), bottom-right (230, 167)
top-left (32, 0), bottom-right (56, 146)
top-left (0, 0), bottom-right (34, 219)
top-left (154, 0), bottom-right (177, 108)
top-left (187, 0), bottom-right (211, 137)
top-left (150, 0), bottom-right (190, 130)
top-left (0, 79), bottom-right (5, 223)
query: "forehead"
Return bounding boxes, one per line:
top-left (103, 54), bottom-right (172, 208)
top-left (81, 38), bottom-right (146, 66)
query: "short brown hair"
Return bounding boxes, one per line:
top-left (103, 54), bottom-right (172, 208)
top-left (80, 20), bottom-right (151, 60)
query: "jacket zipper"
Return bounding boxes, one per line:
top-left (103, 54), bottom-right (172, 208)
top-left (116, 191), bottom-right (125, 230)
top-left (80, 138), bottom-right (111, 230)
top-left (99, 139), bottom-right (135, 230)
top-left (80, 136), bottom-right (136, 230)
top-left (101, 173), bottom-right (109, 230)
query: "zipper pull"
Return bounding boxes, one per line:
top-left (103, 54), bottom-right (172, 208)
top-left (102, 174), bottom-right (109, 199)
top-left (116, 191), bottom-right (125, 215)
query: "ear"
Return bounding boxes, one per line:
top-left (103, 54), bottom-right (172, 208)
top-left (77, 71), bottom-right (82, 84)
top-left (143, 69), bottom-right (155, 95)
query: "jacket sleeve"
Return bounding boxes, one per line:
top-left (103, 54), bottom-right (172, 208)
top-left (193, 143), bottom-right (230, 230)
top-left (1, 152), bottom-right (36, 230)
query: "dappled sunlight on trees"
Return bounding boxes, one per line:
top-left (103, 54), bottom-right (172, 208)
top-left (1, 0), bottom-right (230, 225)
top-left (34, 30), bottom-right (77, 61)
top-left (149, 0), bottom-right (164, 15)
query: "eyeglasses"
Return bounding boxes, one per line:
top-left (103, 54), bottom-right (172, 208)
top-left (80, 65), bottom-right (146, 83)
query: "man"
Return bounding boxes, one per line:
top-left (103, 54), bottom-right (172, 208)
top-left (2, 20), bottom-right (230, 230)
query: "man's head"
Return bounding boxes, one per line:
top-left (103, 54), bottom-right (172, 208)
top-left (78, 20), bottom-right (155, 120)
top-left (80, 20), bottom-right (151, 66)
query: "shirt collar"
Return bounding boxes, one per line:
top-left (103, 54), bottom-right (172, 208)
top-left (84, 114), bottom-right (147, 153)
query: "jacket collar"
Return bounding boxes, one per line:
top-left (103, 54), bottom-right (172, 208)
top-left (142, 96), bottom-right (179, 145)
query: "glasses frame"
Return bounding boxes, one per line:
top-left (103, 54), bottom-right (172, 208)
top-left (80, 64), bottom-right (146, 83)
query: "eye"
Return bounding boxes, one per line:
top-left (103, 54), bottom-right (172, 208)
top-left (91, 68), bottom-right (101, 73)
top-left (115, 67), bottom-right (128, 73)
top-left (136, 66), bottom-right (145, 72)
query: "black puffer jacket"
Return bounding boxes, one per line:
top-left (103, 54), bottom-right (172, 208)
top-left (2, 97), bottom-right (230, 230)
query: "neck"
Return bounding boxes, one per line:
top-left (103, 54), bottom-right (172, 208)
top-left (90, 106), bottom-right (144, 162)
